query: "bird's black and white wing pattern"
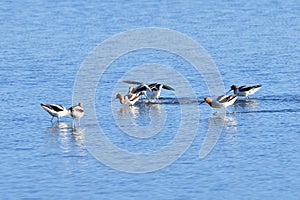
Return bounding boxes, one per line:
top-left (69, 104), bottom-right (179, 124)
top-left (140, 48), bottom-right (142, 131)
top-left (123, 80), bottom-right (175, 99)
top-left (41, 103), bottom-right (65, 112)
top-left (134, 84), bottom-right (151, 93)
top-left (41, 103), bottom-right (70, 122)
top-left (238, 85), bottom-right (262, 92)
top-left (123, 80), bottom-right (144, 85)
top-left (127, 92), bottom-right (142, 101)
top-left (162, 84), bottom-right (175, 91)
top-left (219, 94), bottom-right (238, 103)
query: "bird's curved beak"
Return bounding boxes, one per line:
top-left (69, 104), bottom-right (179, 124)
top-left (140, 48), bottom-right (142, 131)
top-left (199, 100), bottom-right (205, 105)
top-left (226, 89), bottom-right (232, 95)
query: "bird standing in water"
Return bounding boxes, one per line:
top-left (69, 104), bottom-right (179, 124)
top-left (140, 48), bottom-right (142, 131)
top-left (69, 102), bottom-right (84, 128)
top-left (123, 80), bottom-right (174, 100)
top-left (227, 84), bottom-right (262, 99)
top-left (41, 103), bottom-right (71, 122)
top-left (201, 94), bottom-right (238, 113)
top-left (116, 92), bottom-right (142, 106)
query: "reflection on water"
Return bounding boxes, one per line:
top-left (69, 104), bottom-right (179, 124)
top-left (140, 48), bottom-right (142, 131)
top-left (199, 113), bottom-right (238, 159)
top-left (234, 99), bottom-right (260, 110)
top-left (114, 102), bottom-right (167, 139)
top-left (216, 113), bottom-right (238, 131)
top-left (209, 112), bottom-right (238, 131)
top-left (119, 102), bottom-right (163, 117)
top-left (71, 128), bottom-right (86, 149)
top-left (119, 105), bottom-right (141, 119)
top-left (48, 122), bottom-right (69, 131)
top-left (45, 122), bottom-right (86, 151)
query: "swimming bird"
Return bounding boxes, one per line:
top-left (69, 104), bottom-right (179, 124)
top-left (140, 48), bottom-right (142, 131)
top-left (123, 80), bottom-right (174, 100)
top-left (116, 92), bottom-right (142, 106)
top-left (200, 94), bottom-right (238, 113)
top-left (227, 84), bottom-right (262, 99)
top-left (41, 103), bottom-right (71, 122)
top-left (69, 102), bottom-right (84, 128)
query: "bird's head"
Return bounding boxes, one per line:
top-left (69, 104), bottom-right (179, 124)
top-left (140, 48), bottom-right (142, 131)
top-left (226, 85), bottom-right (238, 94)
top-left (116, 93), bottom-right (123, 100)
top-left (204, 97), bottom-right (212, 104)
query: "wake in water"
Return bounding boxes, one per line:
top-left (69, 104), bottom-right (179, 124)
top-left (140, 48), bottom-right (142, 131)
top-left (138, 97), bottom-right (198, 105)
top-left (135, 95), bottom-right (300, 114)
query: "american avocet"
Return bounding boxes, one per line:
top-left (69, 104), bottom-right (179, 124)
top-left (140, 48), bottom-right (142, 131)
top-left (69, 102), bottom-right (84, 128)
top-left (227, 84), bottom-right (262, 99)
top-left (41, 103), bottom-right (71, 122)
top-left (200, 94), bottom-right (238, 113)
top-left (123, 80), bottom-right (174, 99)
top-left (116, 92), bottom-right (142, 106)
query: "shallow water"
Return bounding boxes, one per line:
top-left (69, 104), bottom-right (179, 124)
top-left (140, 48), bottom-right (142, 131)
top-left (1, 0), bottom-right (299, 199)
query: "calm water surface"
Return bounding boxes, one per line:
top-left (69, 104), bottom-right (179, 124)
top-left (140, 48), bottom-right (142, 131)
top-left (0, 0), bottom-right (299, 199)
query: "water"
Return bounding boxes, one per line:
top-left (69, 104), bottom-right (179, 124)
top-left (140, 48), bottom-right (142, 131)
top-left (1, 0), bottom-right (299, 199)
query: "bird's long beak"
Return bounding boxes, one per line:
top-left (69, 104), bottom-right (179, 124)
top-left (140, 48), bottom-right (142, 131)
top-left (199, 100), bottom-right (205, 105)
top-left (226, 89), bottom-right (232, 95)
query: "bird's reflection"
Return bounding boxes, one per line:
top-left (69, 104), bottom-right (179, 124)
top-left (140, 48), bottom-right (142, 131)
top-left (71, 128), bottom-right (85, 149)
top-left (209, 112), bottom-right (238, 134)
top-left (45, 122), bottom-right (86, 150)
top-left (115, 102), bottom-right (166, 138)
top-left (47, 122), bottom-right (69, 133)
top-left (119, 105), bottom-right (141, 118)
top-left (199, 113), bottom-right (238, 159)
top-left (234, 99), bottom-right (259, 110)
top-left (118, 102), bottom-right (163, 120)
top-left (214, 114), bottom-right (239, 159)
top-left (146, 103), bottom-right (163, 114)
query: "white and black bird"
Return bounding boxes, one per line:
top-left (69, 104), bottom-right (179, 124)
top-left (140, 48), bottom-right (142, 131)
top-left (123, 80), bottom-right (174, 100)
top-left (69, 102), bottom-right (84, 128)
top-left (200, 94), bottom-right (238, 113)
top-left (41, 103), bottom-right (71, 122)
top-left (116, 92), bottom-right (143, 106)
top-left (227, 84), bottom-right (262, 99)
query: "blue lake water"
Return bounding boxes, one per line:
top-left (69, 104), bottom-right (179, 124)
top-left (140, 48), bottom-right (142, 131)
top-left (1, 0), bottom-right (299, 199)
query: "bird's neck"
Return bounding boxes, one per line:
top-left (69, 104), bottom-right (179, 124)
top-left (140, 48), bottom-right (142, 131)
top-left (118, 95), bottom-right (126, 104)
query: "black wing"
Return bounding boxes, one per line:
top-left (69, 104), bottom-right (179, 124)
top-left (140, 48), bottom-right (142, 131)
top-left (123, 80), bottom-right (144, 85)
top-left (217, 95), bottom-right (226, 102)
top-left (128, 92), bottom-right (141, 101)
top-left (41, 103), bottom-right (64, 112)
top-left (239, 85), bottom-right (262, 92)
top-left (134, 85), bottom-right (148, 92)
top-left (147, 83), bottom-right (174, 91)
top-left (162, 84), bottom-right (175, 91)
top-left (147, 83), bottom-right (158, 90)
top-left (219, 94), bottom-right (237, 103)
